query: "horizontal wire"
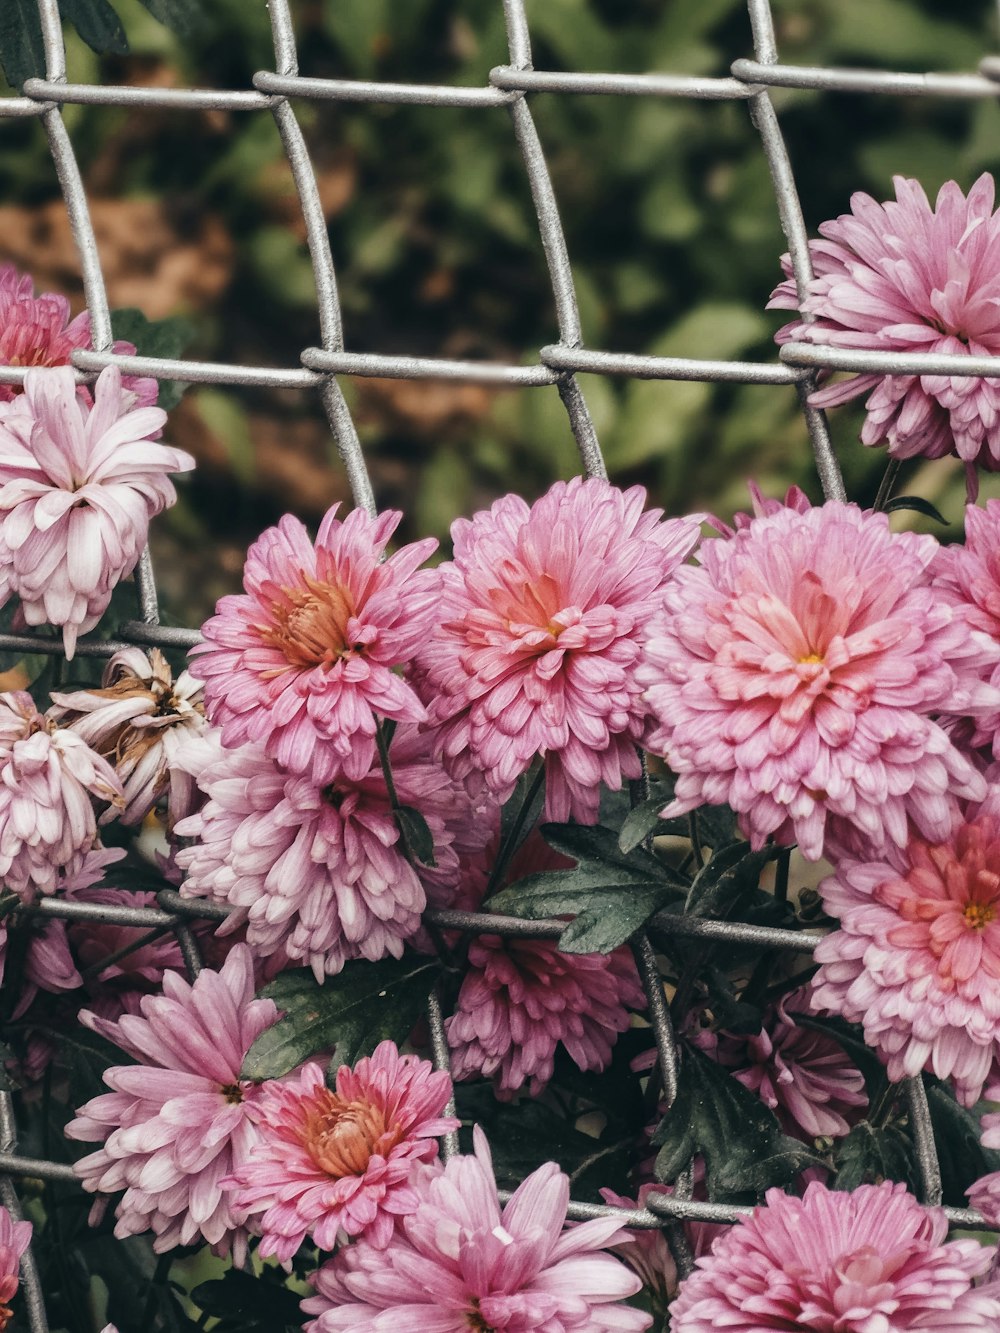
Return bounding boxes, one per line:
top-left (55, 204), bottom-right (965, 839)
top-left (489, 66), bottom-right (756, 98)
top-left (781, 341), bottom-right (1000, 378)
top-left (71, 347), bottom-right (319, 388)
top-left (254, 70), bottom-right (515, 106)
top-left (22, 79), bottom-right (273, 109)
top-left (731, 58), bottom-right (1000, 97)
top-left (300, 347), bottom-right (558, 384)
top-left (541, 344), bottom-right (806, 384)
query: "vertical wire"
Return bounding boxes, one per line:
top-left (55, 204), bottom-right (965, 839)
top-left (426, 989), bottom-right (461, 1160)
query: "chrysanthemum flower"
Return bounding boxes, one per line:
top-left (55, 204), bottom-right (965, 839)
top-left (228, 1043), bottom-right (457, 1262)
top-left (707, 481), bottom-right (812, 538)
top-left (0, 262), bottom-right (157, 407)
top-left (669, 1179), bottom-right (1000, 1332)
top-left (811, 816), bottom-right (1000, 1105)
top-left (0, 692), bottom-right (123, 902)
top-left (0, 1206), bottom-right (31, 1331)
top-left (639, 502), bottom-right (997, 860)
top-left (65, 945), bottom-right (280, 1262)
top-left (175, 724), bottom-right (489, 978)
top-left (413, 477), bottom-right (702, 823)
top-left (301, 1126), bottom-right (651, 1332)
top-left (770, 174), bottom-right (1000, 492)
top-left (715, 990), bottom-right (867, 1140)
top-left (0, 365), bottom-right (194, 657)
top-left (51, 647), bottom-right (213, 829)
top-left (445, 933), bottom-right (645, 1098)
top-left (967, 1079), bottom-right (1000, 1225)
top-left (189, 506), bottom-right (437, 785)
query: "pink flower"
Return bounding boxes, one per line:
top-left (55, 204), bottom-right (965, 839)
top-left (769, 175), bottom-right (1000, 491)
top-left (445, 933), bottom-right (645, 1098)
top-left (189, 506), bottom-right (438, 785)
top-left (0, 365), bottom-right (194, 656)
top-left (51, 647), bottom-right (213, 829)
top-left (0, 692), bottom-right (123, 902)
top-left (0, 262), bottom-right (157, 407)
top-left (967, 1077), bottom-right (1000, 1224)
top-left (669, 1179), bottom-right (1000, 1332)
top-left (707, 481), bottom-right (812, 538)
top-left (175, 724), bottom-right (492, 979)
top-left (413, 477), bottom-right (703, 823)
top-left (810, 816), bottom-right (1000, 1105)
top-left (0, 1205), bottom-right (31, 1331)
top-left (64, 944), bottom-right (280, 1262)
top-left (639, 501), bottom-right (997, 861)
top-left (301, 1126), bottom-right (651, 1332)
top-left (228, 1043), bottom-right (457, 1262)
top-left (715, 990), bottom-right (867, 1140)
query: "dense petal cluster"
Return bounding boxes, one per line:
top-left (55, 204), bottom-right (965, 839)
top-left (176, 724), bottom-right (490, 978)
top-left (0, 262), bottom-right (156, 406)
top-left (190, 506), bottom-right (438, 784)
top-left (0, 692), bottom-right (123, 902)
top-left (811, 817), bottom-right (1000, 1105)
top-left (51, 647), bottom-right (213, 829)
top-left (414, 477), bottom-right (702, 823)
top-left (65, 946), bottom-right (280, 1261)
top-left (670, 1180), bottom-right (1000, 1332)
top-left (0, 1206), bottom-right (31, 1331)
top-left (446, 933), bottom-right (645, 1097)
top-left (640, 502), bottom-right (996, 860)
top-left (301, 1126), bottom-right (650, 1332)
top-left (0, 365), bottom-right (194, 656)
top-left (967, 1082), bottom-right (1000, 1225)
top-left (228, 1044), bottom-right (457, 1261)
top-left (769, 175), bottom-right (1000, 486)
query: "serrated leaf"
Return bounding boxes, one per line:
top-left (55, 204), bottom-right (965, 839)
top-left (242, 955), bottom-right (442, 1080)
top-left (832, 1121), bottom-right (913, 1192)
top-left (652, 1045), bottom-right (821, 1199)
top-left (60, 0), bottom-right (127, 55)
top-left (0, 0), bottom-right (44, 87)
top-left (685, 841), bottom-right (781, 918)
top-left (883, 495), bottom-right (947, 525)
top-left (396, 803), bottom-right (436, 866)
top-left (110, 307), bottom-right (194, 411)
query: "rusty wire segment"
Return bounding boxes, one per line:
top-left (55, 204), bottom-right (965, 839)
top-left (0, 1), bottom-right (997, 1325)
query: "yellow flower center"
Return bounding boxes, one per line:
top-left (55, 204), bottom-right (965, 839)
top-left (963, 901), bottom-right (996, 932)
top-left (799, 653), bottom-right (824, 665)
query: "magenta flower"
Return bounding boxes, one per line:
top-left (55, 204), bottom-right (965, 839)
top-left (716, 990), bottom-right (867, 1140)
top-left (0, 692), bottom-right (123, 902)
top-left (639, 501), bottom-right (997, 860)
top-left (301, 1126), bottom-right (651, 1332)
top-left (0, 1206), bottom-right (31, 1331)
top-left (669, 1180), bottom-right (1000, 1332)
top-left (770, 175), bottom-right (1000, 491)
top-left (811, 816), bottom-right (1000, 1105)
top-left (413, 477), bottom-right (702, 823)
top-left (176, 724), bottom-right (490, 979)
top-left (0, 365), bottom-right (193, 656)
top-left (0, 262), bottom-right (157, 407)
top-left (228, 1043), bottom-right (457, 1262)
top-left (51, 647), bottom-right (213, 829)
top-left (189, 506), bottom-right (437, 785)
top-left (65, 945), bottom-right (280, 1262)
top-left (445, 933), bottom-right (645, 1098)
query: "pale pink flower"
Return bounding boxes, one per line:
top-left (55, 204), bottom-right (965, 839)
top-left (51, 647), bottom-right (213, 829)
top-left (707, 481), bottom-right (812, 537)
top-left (0, 1205), bottom-right (31, 1331)
top-left (176, 723), bottom-right (490, 979)
top-left (810, 816), bottom-right (1000, 1105)
top-left (445, 933), bottom-right (645, 1098)
top-left (0, 365), bottom-right (194, 656)
top-left (301, 1125), bottom-right (651, 1332)
top-left (0, 262), bottom-right (157, 406)
top-left (413, 477), bottom-right (703, 823)
top-left (189, 506), bottom-right (437, 785)
top-left (716, 990), bottom-right (867, 1140)
top-left (65, 944), bottom-right (280, 1262)
top-left (967, 1076), bottom-right (1000, 1225)
top-left (770, 175), bottom-right (1000, 493)
top-left (0, 692), bottom-right (123, 902)
top-left (669, 1179), bottom-right (1000, 1332)
top-left (228, 1043), bottom-right (457, 1262)
top-left (639, 502), bottom-right (997, 861)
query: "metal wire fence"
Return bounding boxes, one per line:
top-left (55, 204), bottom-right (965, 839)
top-left (2, 0), bottom-right (1000, 1326)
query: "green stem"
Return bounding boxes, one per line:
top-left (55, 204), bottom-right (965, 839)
top-left (484, 762), bottom-right (545, 901)
top-left (873, 457), bottom-right (901, 512)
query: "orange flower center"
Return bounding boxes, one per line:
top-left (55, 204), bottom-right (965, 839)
top-left (964, 900), bottom-right (996, 932)
top-left (299, 1087), bottom-right (404, 1178)
top-left (260, 575), bottom-right (357, 670)
top-left (799, 652), bottom-right (824, 665)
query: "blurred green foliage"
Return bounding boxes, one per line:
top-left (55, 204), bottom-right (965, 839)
top-left (0, 0), bottom-right (997, 621)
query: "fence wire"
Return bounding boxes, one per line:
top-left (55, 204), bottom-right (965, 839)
top-left (1, 0), bottom-right (999, 1326)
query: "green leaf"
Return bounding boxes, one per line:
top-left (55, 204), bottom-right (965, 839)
top-left (926, 1078), bottom-right (1000, 1207)
top-left (832, 1121), bottom-right (913, 1192)
top-left (883, 495), bottom-right (947, 525)
top-left (192, 1269), bottom-right (302, 1331)
top-left (396, 803), bottom-right (436, 867)
top-left (60, 0), bottom-right (127, 55)
top-left (618, 785), bottom-right (675, 854)
top-left (685, 841), bottom-right (781, 919)
top-left (653, 1045), bottom-right (821, 1199)
top-left (110, 307), bottom-right (195, 411)
top-left (135, 0), bottom-right (201, 34)
top-left (242, 955), bottom-right (442, 1080)
top-left (0, 0), bottom-right (44, 87)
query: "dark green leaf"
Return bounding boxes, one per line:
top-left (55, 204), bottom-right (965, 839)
top-left (396, 803), bottom-right (436, 866)
top-left (499, 764), bottom-right (546, 858)
top-left (685, 841), bottom-right (781, 919)
top-left (883, 495), bottom-right (947, 525)
top-left (652, 1045), bottom-right (821, 1199)
top-left (0, 0), bottom-right (44, 87)
top-left (79, 1234), bottom-right (201, 1333)
top-left (135, 0), bottom-right (201, 33)
top-left (832, 1121), bottom-right (913, 1192)
top-left (110, 307), bottom-right (195, 411)
top-left (618, 792), bottom-right (671, 854)
top-left (242, 955), bottom-right (442, 1080)
top-left (703, 965), bottom-right (763, 1035)
top-left (60, 0), bottom-right (127, 55)
top-left (926, 1078), bottom-right (1000, 1207)
top-left (192, 1269), bottom-right (302, 1331)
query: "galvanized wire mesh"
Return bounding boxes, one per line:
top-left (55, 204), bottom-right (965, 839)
top-left (1, 0), bottom-right (999, 1326)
